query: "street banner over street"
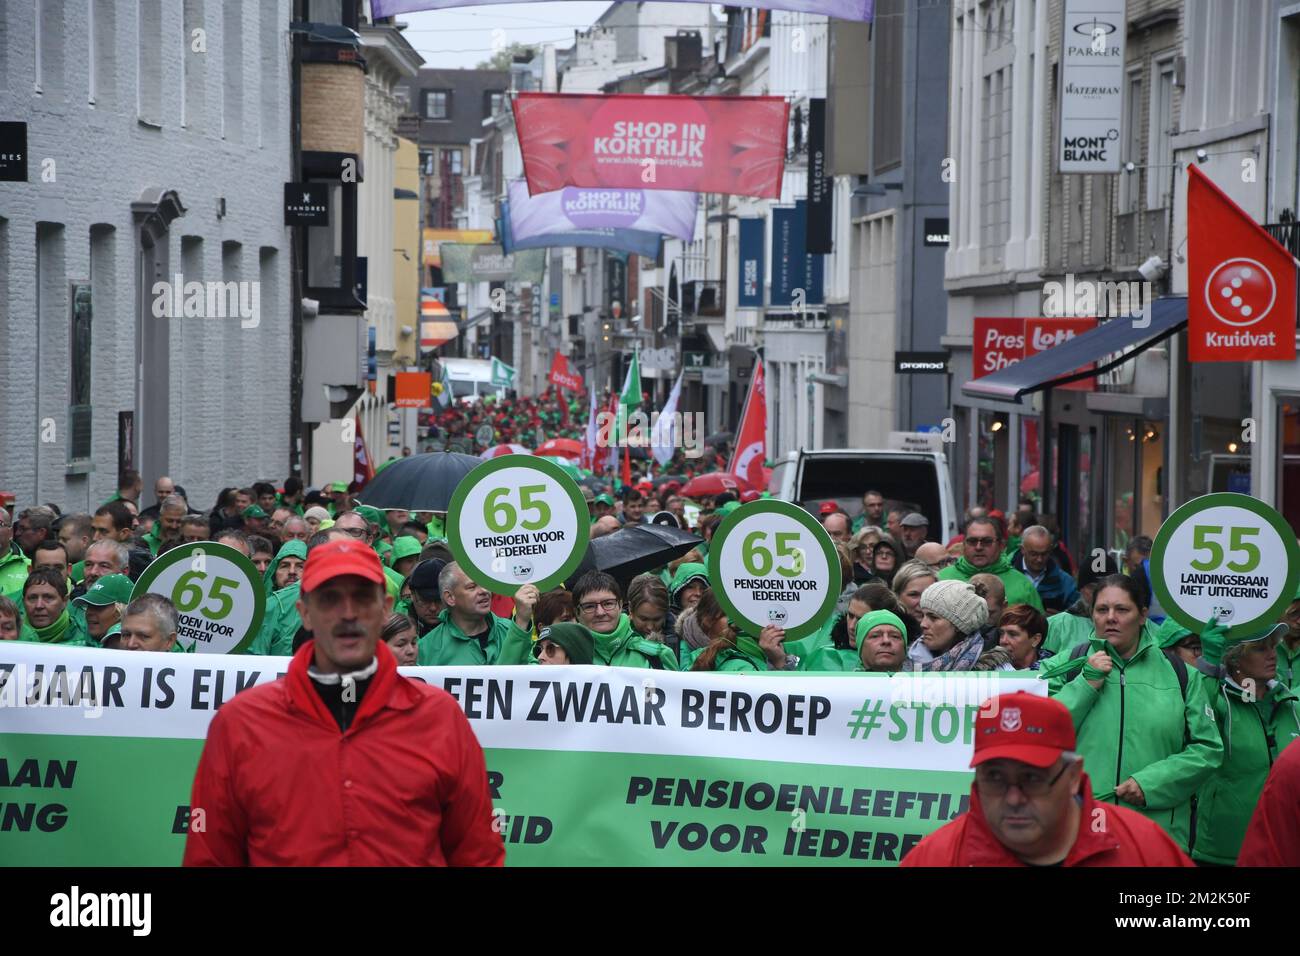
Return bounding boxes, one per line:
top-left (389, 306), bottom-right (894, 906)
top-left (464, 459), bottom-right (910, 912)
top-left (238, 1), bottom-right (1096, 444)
top-left (0, 643), bottom-right (1040, 866)
top-left (440, 244), bottom-right (546, 284)
top-left (1187, 164), bottom-right (1298, 363)
top-left (1150, 492), bottom-right (1300, 638)
top-left (446, 456), bottom-right (591, 595)
top-left (128, 543), bottom-right (265, 655)
top-left (513, 94), bottom-right (791, 200)
top-left (709, 498), bottom-right (841, 641)
top-left (501, 200), bottom-right (663, 259)
top-left (373, 0), bottom-right (876, 24)
top-left (508, 180), bottom-right (697, 243)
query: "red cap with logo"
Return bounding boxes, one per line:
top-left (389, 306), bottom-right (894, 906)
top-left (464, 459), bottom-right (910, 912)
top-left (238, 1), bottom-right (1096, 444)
top-left (819, 501), bottom-right (839, 516)
top-left (300, 538), bottom-right (387, 594)
top-left (971, 692), bottom-right (1076, 769)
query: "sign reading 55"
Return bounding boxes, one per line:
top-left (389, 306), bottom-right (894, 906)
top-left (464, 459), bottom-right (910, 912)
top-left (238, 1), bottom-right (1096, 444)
top-left (1189, 525), bottom-right (1261, 573)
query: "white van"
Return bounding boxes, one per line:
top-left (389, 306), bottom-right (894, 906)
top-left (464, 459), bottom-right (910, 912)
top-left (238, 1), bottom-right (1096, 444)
top-left (767, 449), bottom-right (958, 544)
top-left (439, 358), bottom-right (507, 405)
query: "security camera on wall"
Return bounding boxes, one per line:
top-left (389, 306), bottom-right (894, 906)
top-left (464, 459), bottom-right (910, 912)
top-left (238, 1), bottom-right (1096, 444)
top-left (1137, 255), bottom-right (1166, 282)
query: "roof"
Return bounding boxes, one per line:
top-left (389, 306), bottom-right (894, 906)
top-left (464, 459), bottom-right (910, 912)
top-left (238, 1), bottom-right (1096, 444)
top-left (400, 68), bottom-right (511, 146)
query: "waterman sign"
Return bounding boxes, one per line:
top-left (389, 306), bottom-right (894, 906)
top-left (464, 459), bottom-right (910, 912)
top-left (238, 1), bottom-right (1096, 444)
top-left (1058, 0), bottom-right (1127, 173)
top-left (0, 644), bottom-right (1040, 866)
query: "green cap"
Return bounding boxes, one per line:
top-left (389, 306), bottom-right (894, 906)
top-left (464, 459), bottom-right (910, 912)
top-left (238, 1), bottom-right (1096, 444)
top-left (391, 535), bottom-right (423, 563)
top-left (594, 494), bottom-right (615, 506)
top-left (716, 500), bottom-right (741, 517)
top-left (1154, 618), bottom-right (1193, 650)
top-left (856, 609), bottom-right (909, 647)
top-left (329, 481), bottom-right (349, 493)
top-left (355, 505), bottom-right (385, 528)
top-left (1200, 619), bottom-right (1290, 668)
top-left (241, 504), bottom-right (268, 519)
top-left (74, 573), bottom-right (134, 607)
top-left (534, 622), bottom-right (595, 666)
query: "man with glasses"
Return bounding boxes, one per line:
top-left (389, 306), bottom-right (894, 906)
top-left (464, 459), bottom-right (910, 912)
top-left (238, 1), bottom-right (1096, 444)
top-left (937, 517), bottom-right (1045, 612)
top-left (416, 562), bottom-right (536, 666)
top-left (1011, 525), bottom-right (1080, 616)
top-left (913, 541), bottom-right (953, 570)
top-left (902, 692), bottom-right (1192, 866)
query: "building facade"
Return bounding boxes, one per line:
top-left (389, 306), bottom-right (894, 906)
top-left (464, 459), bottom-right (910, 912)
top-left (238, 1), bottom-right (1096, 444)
top-left (0, 0), bottom-right (292, 511)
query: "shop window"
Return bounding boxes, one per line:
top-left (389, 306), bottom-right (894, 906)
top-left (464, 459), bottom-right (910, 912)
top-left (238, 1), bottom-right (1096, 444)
top-left (1278, 398), bottom-right (1300, 536)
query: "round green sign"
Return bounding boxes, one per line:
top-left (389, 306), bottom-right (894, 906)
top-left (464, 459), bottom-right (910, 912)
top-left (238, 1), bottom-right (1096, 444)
top-left (707, 500), bottom-right (842, 641)
top-left (1151, 492), bottom-right (1300, 638)
top-left (129, 542), bottom-right (266, 654)
top-left (446, 455), bottom-right (592, 596)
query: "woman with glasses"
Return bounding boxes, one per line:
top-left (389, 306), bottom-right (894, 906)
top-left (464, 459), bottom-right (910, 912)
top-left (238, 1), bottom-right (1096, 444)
top-left (570, 571), bottom-right (677, 669)
top-left (532, 622), bottom-right (595, 666)
top-left (848, 528), bottom-right (882, 585)
top-left (688, 589), bottom-right (797, 672)
top-left (1044, 575), bottom-right (1223, 852)
top-left (871, 535), bottom-right (903, 581)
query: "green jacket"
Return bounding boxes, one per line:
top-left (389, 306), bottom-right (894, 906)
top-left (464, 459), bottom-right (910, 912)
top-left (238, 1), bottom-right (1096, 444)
top-left (592, 614), bottom-right (679, 669)
top-left (1043, 612), bottom-right (1161, 657)
top-left (19, 608), bottom-right (91, 646)
top-left (1193, 679), bottom-right (1300, 865)
top-left (805, 644), bottom-right (860, 671)
top-left (938, 554), bottom-right (1045, 612)
top-left (245, 583), bottom-right (301, 656)
top-left (69, 560), bottom-right (85, 586)
top-left (1048, 631), bottom-right (1224, 850)
top-left (0, 545), bottom-right (30, 602)
top-left (1278, 640), bottom-right (1300, 690)
top-left (417, 608), bottom-right (529, 666)
top-left (142, 525), bottom-right (162, 556)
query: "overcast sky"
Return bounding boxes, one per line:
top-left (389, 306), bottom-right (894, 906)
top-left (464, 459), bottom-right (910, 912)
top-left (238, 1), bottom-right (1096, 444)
top-left (398, 3), bottom-right (616, 70)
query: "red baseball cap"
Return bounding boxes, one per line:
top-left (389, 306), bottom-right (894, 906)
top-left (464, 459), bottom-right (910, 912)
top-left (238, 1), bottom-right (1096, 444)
top-left (971, 692), bottom-right (1076, 769)
top-left (300, 538), bottom-right (387, 594)
top-left (819, 501), bottom-right (839, 515)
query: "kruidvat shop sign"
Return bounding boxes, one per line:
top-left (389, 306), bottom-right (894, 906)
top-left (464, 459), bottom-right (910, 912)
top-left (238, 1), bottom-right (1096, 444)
top-left (1058, 0), bottom-right (1127, 173)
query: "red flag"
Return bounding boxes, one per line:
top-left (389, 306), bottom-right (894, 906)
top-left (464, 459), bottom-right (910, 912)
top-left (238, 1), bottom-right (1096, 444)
top-left (353, 417), bottom-right (375, 488)
top-left (1188, 164), bottom-right (1297, 362)
top-left (548, 352), bottom-right (583, 392)
top-left (621, 442), bottom-right (633, 490)
top-left (512, 93), bottom-right (790, 199)
top-left (729, 359), bottom-right (768, 490)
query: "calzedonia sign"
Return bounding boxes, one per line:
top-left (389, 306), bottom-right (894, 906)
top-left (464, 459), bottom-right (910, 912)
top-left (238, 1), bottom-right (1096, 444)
top-left (284, 182), bottom-right (330, 226)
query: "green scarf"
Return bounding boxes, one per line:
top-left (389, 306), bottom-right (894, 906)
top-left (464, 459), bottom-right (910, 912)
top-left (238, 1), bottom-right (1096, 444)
top-left (953, 552), bottom-right (1014, 578)
top-left (20, 608), bottom-right (72, 644)
top-left (593, 613), bottom-right (637, 659)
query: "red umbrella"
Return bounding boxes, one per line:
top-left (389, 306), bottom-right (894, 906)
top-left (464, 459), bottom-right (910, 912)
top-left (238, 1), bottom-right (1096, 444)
top-left (534, 437), bottom-right (584, 459)
top-left (679, 472), bottom-right (750, 498)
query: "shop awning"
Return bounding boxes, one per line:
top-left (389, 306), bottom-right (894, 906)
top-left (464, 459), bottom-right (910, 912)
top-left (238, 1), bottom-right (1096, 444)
top-left (961, 296), bottom-right (1188, 403)
top-left (420, 320), bottom-right (459, 350)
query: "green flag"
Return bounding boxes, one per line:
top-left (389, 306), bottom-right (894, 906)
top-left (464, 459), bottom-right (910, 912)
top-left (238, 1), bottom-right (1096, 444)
top-left (616, 347), bottom-right (642, 443)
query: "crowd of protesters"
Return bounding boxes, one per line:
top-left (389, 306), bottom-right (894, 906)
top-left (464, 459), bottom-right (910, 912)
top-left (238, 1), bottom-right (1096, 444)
top-left (5, 463), bottom-right (1299, 868)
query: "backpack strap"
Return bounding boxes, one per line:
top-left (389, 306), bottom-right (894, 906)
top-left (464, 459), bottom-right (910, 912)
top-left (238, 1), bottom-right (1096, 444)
top-left (1163, 648), bottom-right (1189, 701)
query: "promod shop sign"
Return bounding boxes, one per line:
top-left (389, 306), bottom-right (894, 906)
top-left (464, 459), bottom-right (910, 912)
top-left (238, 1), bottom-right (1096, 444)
top-left (513, 93), bottom-right (790, 199)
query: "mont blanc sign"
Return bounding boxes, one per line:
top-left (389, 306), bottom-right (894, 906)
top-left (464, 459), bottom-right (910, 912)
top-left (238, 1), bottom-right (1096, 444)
top-left (1058, 0), bottom-right (1127, 173)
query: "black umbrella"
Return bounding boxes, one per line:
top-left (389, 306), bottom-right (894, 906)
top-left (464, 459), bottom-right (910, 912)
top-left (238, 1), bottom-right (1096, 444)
top-left (354, 451), bottom-right (482, 513)
top-left (566, 523), bottom-right (703, 593)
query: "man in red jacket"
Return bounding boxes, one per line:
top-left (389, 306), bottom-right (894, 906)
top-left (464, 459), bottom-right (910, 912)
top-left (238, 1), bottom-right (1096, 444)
top-left (1238, 735), bottom-right (1300, 866)
top-left (183, 538), bottom-right (504, 867)
top-left (901, 692), bottom-right (1192, 867)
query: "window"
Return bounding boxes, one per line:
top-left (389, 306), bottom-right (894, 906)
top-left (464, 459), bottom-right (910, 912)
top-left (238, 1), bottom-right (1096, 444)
top-left (870, 0), bottom-right (903, 173)
top-left (1147, 56), bottom-right (1176, 210)
top-left (305, 0), bottom-right (357, 29)
top-left (447, 148), bottom-right (462, 176)
top-left (487, 91), bottom-right (505, 116)
top-left (980, 65), bottom-right (1013, 263)
top-left (1118, 69), bottom-right (1143, 214)
top-left (37, 0), bottom-right (66, 99)
top-left (424, 90), bottom-right (450, 119)
top-left (137, 0), bottom-right (162, 124)
top-left (223, 0), bottom-right (243, 142)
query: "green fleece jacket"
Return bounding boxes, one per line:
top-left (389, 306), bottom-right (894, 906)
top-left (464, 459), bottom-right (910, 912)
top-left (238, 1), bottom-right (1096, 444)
top-left (417, 607), bottom-right (530, 666)
top-left (1047, 631), bottom-right (1224, 850)
top-left (938, 554), bottom-right (1045, 612)
top-left (0, 545), bottom-right (31, 602)
top-left (1193, 679), bottom-right (1300, 865)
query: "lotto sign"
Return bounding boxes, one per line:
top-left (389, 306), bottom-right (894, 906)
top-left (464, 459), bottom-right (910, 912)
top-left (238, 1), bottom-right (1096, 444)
top-left (129, 543), bottom-right (265, 654)
top-left (447, 456), bottom-right (591, 595)
top-left (708, 500), bottom-right (842, 641)
top-left (1150, 493), bottom-right (1300, 638)
top-left (1188, 164), bottom-right (1297, 362)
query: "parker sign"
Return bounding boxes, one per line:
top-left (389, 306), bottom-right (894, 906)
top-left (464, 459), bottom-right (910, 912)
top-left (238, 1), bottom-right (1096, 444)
top-left (1058, 0), bottom-right (1126, 173)
top-left (513, 93), bottom-right (790, 199)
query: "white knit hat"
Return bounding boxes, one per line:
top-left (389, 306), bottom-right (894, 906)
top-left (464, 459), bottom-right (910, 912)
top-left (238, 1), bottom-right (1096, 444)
top-left (918, 579), bottom-right (989, 636)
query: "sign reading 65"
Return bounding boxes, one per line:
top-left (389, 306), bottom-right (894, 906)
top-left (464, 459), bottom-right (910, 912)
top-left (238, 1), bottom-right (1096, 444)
top-left (171, 570), bottom-right (241, 620)
top-left (484, 485), bottom-right (551, 533)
